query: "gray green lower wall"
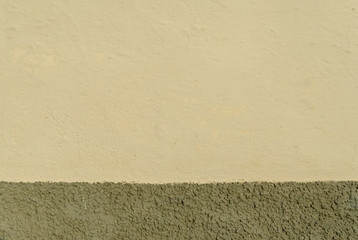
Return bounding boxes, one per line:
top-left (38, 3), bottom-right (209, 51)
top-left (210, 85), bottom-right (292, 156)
top-left (0, 182), bottom-right (357, 239)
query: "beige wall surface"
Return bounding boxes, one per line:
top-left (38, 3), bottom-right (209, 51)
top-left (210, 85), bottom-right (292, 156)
top-left (0, 0), bottom-right (358, 182)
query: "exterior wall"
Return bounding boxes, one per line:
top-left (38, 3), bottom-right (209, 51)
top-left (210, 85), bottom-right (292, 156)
top-left (1, 0), bottom-right (358, 183)
top-left (0, 182), bottom-right (358, 239)
top-left (1, 1), bottom-right (358, 239)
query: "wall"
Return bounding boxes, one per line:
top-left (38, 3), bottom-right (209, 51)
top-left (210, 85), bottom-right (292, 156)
top-left (0, 182), bottom-right (358, 239)
top-left (1, 1), bottom-right (358, 239)
top-left (1, 0), bottom-right (358, 183)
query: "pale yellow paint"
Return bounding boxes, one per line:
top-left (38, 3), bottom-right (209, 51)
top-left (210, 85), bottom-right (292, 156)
top-left (1, 0), bottom-right (358, 182)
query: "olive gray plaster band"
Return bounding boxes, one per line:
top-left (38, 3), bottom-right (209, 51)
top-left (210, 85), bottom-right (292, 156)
top-left (0, 182), bottom-right (357, 239)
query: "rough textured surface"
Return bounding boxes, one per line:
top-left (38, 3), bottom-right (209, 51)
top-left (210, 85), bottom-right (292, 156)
top-left (1, 1), bottom-right (358, 182)
top-left (0, 182), bottom-right (357, 239)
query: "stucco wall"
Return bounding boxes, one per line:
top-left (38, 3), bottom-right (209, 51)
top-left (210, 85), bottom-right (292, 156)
top-left (1, 0), bottom-right (358, 182)
top-left (2, 2), bottom-right (357, 239)
top-left (0, 182), bottom-right (358, 239)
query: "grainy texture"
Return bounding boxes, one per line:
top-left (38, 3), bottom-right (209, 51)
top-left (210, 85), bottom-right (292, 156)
top-left (0, 182), bottom-right (357, 239)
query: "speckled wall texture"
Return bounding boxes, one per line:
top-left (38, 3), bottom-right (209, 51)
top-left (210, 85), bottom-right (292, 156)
top-left (1, 2), bottom-right (358, 238)
top-left (0, 182), bottom-right (358, 239)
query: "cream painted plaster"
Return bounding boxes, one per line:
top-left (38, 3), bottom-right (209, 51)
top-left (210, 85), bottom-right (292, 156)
top-left (1, 0), bottom-right (358, 182)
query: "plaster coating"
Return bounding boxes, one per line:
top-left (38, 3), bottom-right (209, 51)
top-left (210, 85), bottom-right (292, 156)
top-left (1, 0), bottom-right (358, 182)
top-left (0, 182), bottom-right (358, 239)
